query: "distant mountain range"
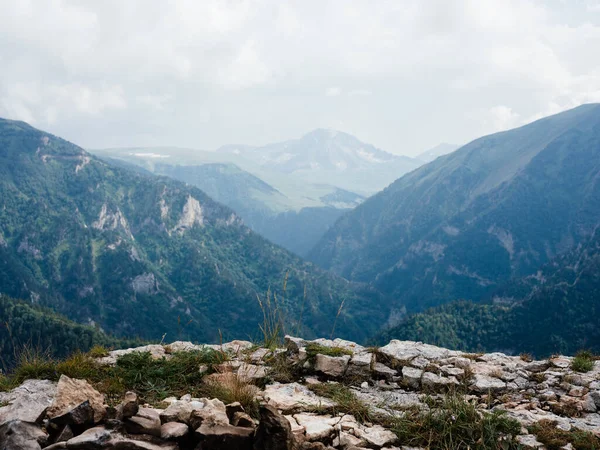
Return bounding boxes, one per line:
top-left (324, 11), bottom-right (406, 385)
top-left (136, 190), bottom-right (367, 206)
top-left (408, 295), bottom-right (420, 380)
top-left (92, 129), bottom-right (424, 255)
top-left (219, 129), bottom-right (422, 194)
top-left (311, 104), bottom-right (600, 334)
top-left (0, 118), bottom-right (388, 343)
top-left (93, 148), bottom-right (365, 256)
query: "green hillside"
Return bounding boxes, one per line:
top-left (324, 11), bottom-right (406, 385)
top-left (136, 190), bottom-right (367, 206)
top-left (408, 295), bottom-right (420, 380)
top-left (312, 104), bottom-right (600, 316)
top-left (378, 228), bottom-right (600, 356)
top-left (0, 118), bottom-right (387, 344)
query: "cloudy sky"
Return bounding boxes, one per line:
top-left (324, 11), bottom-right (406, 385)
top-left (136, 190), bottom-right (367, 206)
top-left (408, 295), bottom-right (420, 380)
top-left (1, 0), bottom-right (600, 156)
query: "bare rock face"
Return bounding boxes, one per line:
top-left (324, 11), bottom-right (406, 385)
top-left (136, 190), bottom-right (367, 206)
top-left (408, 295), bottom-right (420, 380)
top-left (125, 407), bottom-right (162, 437)
top-left (160, 421), bottom-right (189, 440)
top-left (379, 340), bottom-right (459, 367)
top-left (0, 420), bottom-right (47, 450)
top-left (195, 423), bottom-right (254, 450)
top-left (314, 354), bottom-right (350, 378)
top-left (97, 344), bottom-right (167, 366)
top-left (254, 405), bottom-right (296, 450)
top-left (0, 379), bottom-right (57, 425)
top-left (46, 376), bottom-right (106, 425)
top-left (50, 400), bottom-right (96, 426)
top-left (232, 412), bottom-right (255, 428)
top-left (470, 374), bottom-right (507, 393)
top-left (263, 383), bottom-right (335, 414)
top-left (161, 397), bottom-right (229, 428)
top-left (116, 391), bottom-right (139, 420)
top-left (64, 426), bottom-right (178, 449)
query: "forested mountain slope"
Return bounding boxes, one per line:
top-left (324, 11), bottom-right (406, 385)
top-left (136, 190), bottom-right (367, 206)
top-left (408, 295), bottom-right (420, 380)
top-left (312, 104), bottom-right (600, 321)
top-left (378, 225), bottom-right (600, 357)
top-left (0, 118), bottom-right (387, 344)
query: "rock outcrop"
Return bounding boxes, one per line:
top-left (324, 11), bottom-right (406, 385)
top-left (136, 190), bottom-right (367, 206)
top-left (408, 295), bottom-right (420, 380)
top-left (0, 337), bottom-right (599, 449)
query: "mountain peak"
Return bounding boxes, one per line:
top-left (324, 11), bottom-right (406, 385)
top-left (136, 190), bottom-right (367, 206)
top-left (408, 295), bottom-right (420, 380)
top-left (302, 128), bottom-right (346, 140)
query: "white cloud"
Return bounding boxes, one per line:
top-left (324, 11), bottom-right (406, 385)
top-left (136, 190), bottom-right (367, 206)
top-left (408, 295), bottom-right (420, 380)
top-left (487, 106), bottom-right (521, 132)
top-left (0, 0), bottom-right (599, 153)
top-left (587, 1), bottom-right (600, 12)
top-left (348, 89), bottom-right (372, 97)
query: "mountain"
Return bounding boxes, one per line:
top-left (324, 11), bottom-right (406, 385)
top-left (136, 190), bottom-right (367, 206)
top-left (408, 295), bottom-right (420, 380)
top-left (0, 118), bottom-right (388, 344)
top-left (378, 226), bottom-right (600, 356)
top-left (311, 104), bottom-right (600, 323)
top-left (91, 128), bottom-right (419, 255)
top-left (90, 151), bottom-right (364, 256)
top-left (218, 129), bottom-right (422, 194)
top-left (148, 162), bottom-right (364, 256)
top-left (416, 143), bottom-right (460, 163)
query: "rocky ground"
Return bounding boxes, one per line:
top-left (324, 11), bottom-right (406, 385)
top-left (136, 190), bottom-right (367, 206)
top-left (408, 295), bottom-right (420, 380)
top-left (1, 337), bottom-right (599, 449)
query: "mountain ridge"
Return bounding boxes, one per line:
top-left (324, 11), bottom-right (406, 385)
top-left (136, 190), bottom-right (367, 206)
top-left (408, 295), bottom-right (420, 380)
top-left (310, 103), bottom-right (600, 318)
top-left (0, 117), bottom-right (388, 343)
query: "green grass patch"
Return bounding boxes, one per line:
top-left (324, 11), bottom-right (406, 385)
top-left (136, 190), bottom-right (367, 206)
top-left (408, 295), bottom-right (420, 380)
top-left (571, 350), bottom-right (596, 373)
top-left (309, 382), bottom-right (371, 423)
top-left (0, 346), bottom-right (231, 406)
top-left (202, 373), bottom-right (259, 418)
top-left (264, 352), bottom-right (300, 384)
top-left (384, 393), bottom-right (521, 450)
top-left (305, 343), bottom-right (352, 362)
top-left (529, 419), bottom-right (600, 450)
top-left (110, 348), bottom-right (228, 404)
top-left (87, 345), bottom-right (110, 358)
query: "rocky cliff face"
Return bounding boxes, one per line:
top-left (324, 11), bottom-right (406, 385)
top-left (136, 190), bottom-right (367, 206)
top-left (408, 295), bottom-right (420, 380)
top-left (1, 337), bottom-right (599, 449)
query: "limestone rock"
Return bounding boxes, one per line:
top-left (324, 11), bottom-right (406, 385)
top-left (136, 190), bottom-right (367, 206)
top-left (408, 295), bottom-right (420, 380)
top-left (46, 375), bottom-right (105, 424)
top-left (51, 400), bottom-right (95, 426)
top-left (402, 367), bottom-right (423, 389)
top-left (347, 352), bottom-right (374, 378)
top-left (232, 412), bottom-right (255, 428)
top-left (285, 336), bottom-right (307, 353)
top-left (51, 424), bottom-right (74, 444)
top-left (161, 421), bottom-right (189, 440)
top-left (65, 426), bottom-right (111, 448)
top-left (249, 347), bottom-right (272, 363)
top-left (264, 383), bottom-right (335, 414)
top-left (226, 402), bottom-right (246, 420)
top-left (355, 424), bottom-right (397, 448)
top-left (284, 415), bottom-right (305, 440)
top-left (0, 379), bottom-right (57, 425)
top-left (97, 344), bottom-right (167, 366)
top-left (0, 420), bottom-right (47, 450)
top-left (188, 398), bottom-right (229, 429)
top-left (195, 422), bottom-right (254, 450)
top-left (516, 434), bottom-right (545, 448)
top-left (125, 407), bottom-right (162, 437)
top-left (66, 426), bottom-right (178, 449)
top-left (116, 391), bottom-right (138, 419)
top-left (237, 363), bottom-right (269, 381)
top-left (314, 354), bottom-right (350, 377)
top-left (160, 399), bottom-right (207, 424)
top-left (293, 414), bottom-right (337, 441)
top-left (373, 362), bottom-right (397, 380)
top-left (421, 372), bottom-right (459, 391)
top-left (379, 340), bottom-right (457, 367)
top-left (254, 405), bottom-right (296, 450)
top-left (470, 374), bottom-right (507, 393)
